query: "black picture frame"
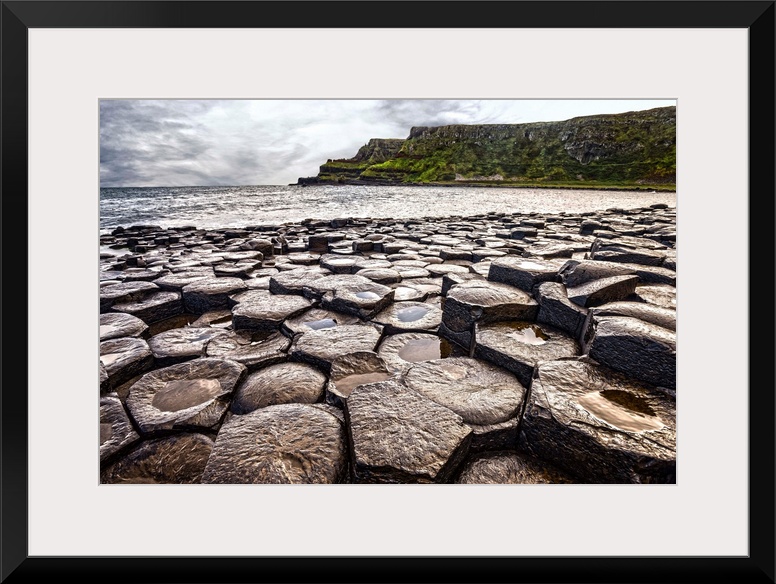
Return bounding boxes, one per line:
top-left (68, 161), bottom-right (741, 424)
top-left (2, 2), bottom-right (773, 582)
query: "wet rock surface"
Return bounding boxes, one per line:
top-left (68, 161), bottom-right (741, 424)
top-left (126, 358), bottom-right (246, 434)
top-left (231, 362), bottom-right (327, 413)
top-left (520, 359), bottom-right (676, 483)
top-left (100, 205), bottom-right (676, 483)
top-left (201, 404), bottom-right (347, 484)
top-left (402, 357), bottom-right (526, 426)
top-left (455, 450), bottom-right (575, 484)
top-left (100, 394), bottom-right (140, 462)
top-left (345, 380), bottom-right (473, 483)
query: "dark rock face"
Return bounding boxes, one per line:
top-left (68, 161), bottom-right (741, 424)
top-left (231, 362), bottom-right (327, 413)
top-left (100, 395), bottom-right (140, 462)
top-left (455, 450), bottom-right (574, 484)
top-left (566, 275), bottom-right (640, 308)
top-left (401, 357), bottom-right (526, 426)
top-left (100, 312), bottom-right (148, 341)
top-left (112, 290), bottom-right (184, 324)
top-left (182, 277), bottom-right (248, 314)
top-left (126, 358), bottom-right (246, 434)
top-left (290, 324), bottom-right (381, 371)
top-left (535, 282), bottom-right (589, 341)
top-left (230, 290), bottom-right (313, 331)
top-left (520, 360), bottom-right (676, 483)
top-left (474, 321), bottom-right (580, 387)
top-left (587, 316), bottom-right (676, 390)
top-left (100, 337), bottom-right (154, 391)
top-left (201, 404), bottom-right (347, 484)
top-left (101, 433), bottom-right (215, 484)
top-left (345, 380), bottom-right (472, 483)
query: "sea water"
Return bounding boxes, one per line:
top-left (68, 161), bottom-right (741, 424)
top-left (99, 184), bottom-right (676, 234)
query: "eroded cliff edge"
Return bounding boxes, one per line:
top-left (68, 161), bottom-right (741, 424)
top-left (297, 106), bottom-right (675, 190)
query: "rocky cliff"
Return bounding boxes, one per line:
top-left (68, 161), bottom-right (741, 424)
top-left (298, 106), bottom-right (676, 189)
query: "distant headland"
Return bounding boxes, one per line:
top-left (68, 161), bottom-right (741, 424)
top-left (296, 106), bottom-right (676, 191)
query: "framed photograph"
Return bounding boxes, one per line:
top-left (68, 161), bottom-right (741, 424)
top-left (4, 1), bottom-right (773, 582)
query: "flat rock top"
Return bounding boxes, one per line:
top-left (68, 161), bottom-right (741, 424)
top-left (201, 403), bottom-right (347, 484)
top-left (101, 433), bottom-right (215, 484)
top-left (402, 357), bottom-right (526, 425)
top-left (126, 358), bottom-right (246, 433)
top-left (99, 312), bottom-right (149, 341)
top-left (531, 359), bottom-right (675, 448)
top-left (593, 315), bottom-right (676, 349)
top-left (456, 450), bottom-right (574, 484)
top-left (377, 332), bottom-right (460, 374)
top-left (446, 280), bottom-right (536, 308)
top-left (147, 327), bottom-right (229, 358)
top-left (292, 324), bottom-right (381, 362)
top-left (99, 337), bottom-right (152, 374)
top-left (182, 277), bottom-right (248, 295)
top-left (476, 320), bottom-right (580, 358)
top-left (590, 301), bottom-right (676, 331)
top-left (345, 380), bottom-right (472, 483)
top-left (231, 362), bottom-right (327, 413)
top-left (373, 301), bottom-right (442, 331)
top-left (489, 256), bottom-right (562, 274)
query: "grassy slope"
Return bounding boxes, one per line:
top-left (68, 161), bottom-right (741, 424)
top-left (318, 107), bottom-right (676, 190)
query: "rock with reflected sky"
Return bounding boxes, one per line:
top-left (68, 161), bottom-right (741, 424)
top-left (126, 357), bottom-right (245, 434)
top-left (520, 359), bottom-right (676, 483)
top-left (474, 321), bottom-right (580, 387)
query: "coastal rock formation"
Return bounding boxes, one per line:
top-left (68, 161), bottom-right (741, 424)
top-left (100, 203), bottom-right (676, 484)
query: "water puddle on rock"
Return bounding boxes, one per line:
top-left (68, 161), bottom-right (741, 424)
top-left (577, 389), bottom-right (664, 432)
top-left (152, 378), bottom-right (223, 411)
top-left (305, 318), bottom-right (337, 330)
top-left (398, 337), bottom-right (453, 362)
top-left (502, 322), bottom-right (550, 345)
top-left (100, 422), bottom-right (113, 444)
top-left (396, 305), bottom-right (430, 322)
top-left (334, 372), bottom-right (391, 396)
top-left (355, 291), bottom-right (381, 300)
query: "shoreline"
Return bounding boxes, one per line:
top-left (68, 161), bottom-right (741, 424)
top-left (296, 178), bottom-right (676, 192)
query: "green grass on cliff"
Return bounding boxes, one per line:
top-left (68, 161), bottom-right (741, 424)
top-left (312, 106), bottom-right (676, 189)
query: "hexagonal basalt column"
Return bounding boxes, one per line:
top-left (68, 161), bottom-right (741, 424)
top-left (473, 320), bottom-right (580, 387)
top-left (101, 434), bottom-right (215, 484)
top-left (344, 380), bottom-right (472, 483)
top-left (519, 359), bottom-right (676, 483)
top-left (126, 357), bottom-right (246, 434)
top-left (201, 404), bottom-right (347, 484)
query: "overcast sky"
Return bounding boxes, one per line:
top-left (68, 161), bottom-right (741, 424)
top-left (100, 99), bottom-right (675, 187)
